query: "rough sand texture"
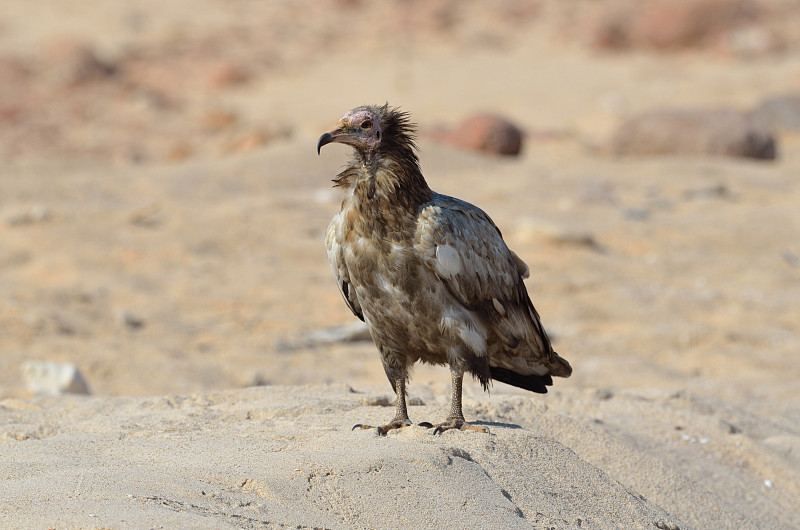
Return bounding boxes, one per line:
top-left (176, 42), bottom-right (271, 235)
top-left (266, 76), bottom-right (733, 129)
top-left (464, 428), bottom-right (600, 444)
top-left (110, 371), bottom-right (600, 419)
top-left (5, 384), bottom-right (797, 529)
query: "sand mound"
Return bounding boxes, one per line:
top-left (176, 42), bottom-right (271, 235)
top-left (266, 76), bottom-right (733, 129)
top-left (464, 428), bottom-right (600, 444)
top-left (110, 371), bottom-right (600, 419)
top-left (3, 384), bottom-right (798, 529)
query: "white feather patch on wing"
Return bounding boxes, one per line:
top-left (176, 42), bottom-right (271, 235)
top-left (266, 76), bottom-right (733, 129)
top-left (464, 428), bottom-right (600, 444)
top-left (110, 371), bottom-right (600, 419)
top-left (440, 308), bottom-right (487, 357)
top-left (492, 298), bottom-right (506, 316)
top-left (510, 250), bottom-right (530, 279)
top-left (434, 244), bottom-right (462, 278)
top-left (459, 322), bottom-right (488, 356)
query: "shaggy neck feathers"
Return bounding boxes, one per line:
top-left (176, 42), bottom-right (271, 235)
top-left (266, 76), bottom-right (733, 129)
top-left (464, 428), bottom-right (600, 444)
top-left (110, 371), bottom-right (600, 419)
top-left (333, 106), bottom-right (433, 211)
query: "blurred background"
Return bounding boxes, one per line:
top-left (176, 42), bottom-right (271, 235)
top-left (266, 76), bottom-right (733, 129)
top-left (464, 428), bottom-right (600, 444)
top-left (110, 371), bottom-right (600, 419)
top-left (1, 0), bottom-right (799, 422)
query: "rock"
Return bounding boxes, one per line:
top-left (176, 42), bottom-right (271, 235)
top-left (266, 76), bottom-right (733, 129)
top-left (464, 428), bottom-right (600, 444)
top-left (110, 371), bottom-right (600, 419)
top-left (719, 24), bottom-right (780, 57)
top-left (128, 204), bottom-right (163, 228)
top-left (5, 205), bottom-right (51, 226)
top-left (751, 93), bottom-right (800, 131)
top-left (222, 132), bottom-right (267, 154)
top-left (301, 322), bottom-right (372, 347)
top-left (277, 322), bottom-right (372, 352)
top-left (40, 36), bottom-right (116, 87)
top-left (200, 109), bottom-right (238, 132)
top-left (166, 142), bottom-right (193, 162)
top-left (120, 310), bottom-right (145, 330)
top-left (444, 114), bottom-right (524, 156)
top-left (0, 54), bottom-right (31, 86)
top-left (515, 217), bottom-right (600, 249)
top-left (782, 251), bottom-right (800, 268)
top-left (630, 0), bottom-right (758, 50)
top-left (245, 372), bottom-right (271, 387)
top-left (22, 361), bottom-right (91, 396)
top-left (610, 108), bottom-right (777, 160)
top-left (682, 184), bottom-right (732, 201)
top-left (587, 0), bottom-right (760, 51)
top-left (205, 62), bottom-right (249, 89)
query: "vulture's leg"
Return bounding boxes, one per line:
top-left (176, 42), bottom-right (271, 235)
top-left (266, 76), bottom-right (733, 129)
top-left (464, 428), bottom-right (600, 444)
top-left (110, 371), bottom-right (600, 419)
top-left (352, 371), bottom-right (412, 436)
top-left (431, 367), bottom-right (489, 435)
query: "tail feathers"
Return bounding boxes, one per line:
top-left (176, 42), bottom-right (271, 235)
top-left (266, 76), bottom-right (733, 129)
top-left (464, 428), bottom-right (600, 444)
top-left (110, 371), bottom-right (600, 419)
top-left (490, 366), bottom-right (553, 394)
top-left (549, 352), bottom-right (572, 378)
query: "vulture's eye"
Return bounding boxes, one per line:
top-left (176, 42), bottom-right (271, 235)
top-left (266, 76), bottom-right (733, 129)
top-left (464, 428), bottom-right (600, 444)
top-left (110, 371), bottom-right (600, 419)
top-left (361, 120), bottom-right (373, 130)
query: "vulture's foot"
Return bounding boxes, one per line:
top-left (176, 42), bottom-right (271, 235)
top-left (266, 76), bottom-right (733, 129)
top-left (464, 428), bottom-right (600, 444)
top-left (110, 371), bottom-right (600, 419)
top-left (430, 418), bottom-right (489, 435)
top-left (352, 419), bottom-right (412, 436)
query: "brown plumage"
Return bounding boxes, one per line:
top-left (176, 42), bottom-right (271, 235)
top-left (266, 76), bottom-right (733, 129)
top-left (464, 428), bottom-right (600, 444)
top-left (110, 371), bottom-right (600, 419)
top-left (318, 104), bottom-right (571, 434)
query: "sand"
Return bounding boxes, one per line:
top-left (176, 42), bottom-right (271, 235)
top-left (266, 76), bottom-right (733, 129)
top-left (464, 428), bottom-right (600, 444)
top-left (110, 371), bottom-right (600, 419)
top-left (1, 1), bottom-right (800, 528)
top-left (2, 383), bottom-right (798, 528)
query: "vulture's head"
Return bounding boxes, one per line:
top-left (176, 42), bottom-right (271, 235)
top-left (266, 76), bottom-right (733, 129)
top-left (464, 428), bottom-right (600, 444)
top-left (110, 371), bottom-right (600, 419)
top-left (317, 105), bottom-right (384, 155)
top-left (317, 104), bottom-right (418, 160)
top-left (318, 104), bottom-right (428, 198)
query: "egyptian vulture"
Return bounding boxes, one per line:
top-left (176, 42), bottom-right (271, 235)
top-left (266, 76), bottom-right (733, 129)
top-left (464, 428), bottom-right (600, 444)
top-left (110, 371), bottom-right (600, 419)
top-left (318, 104), bottom-right (571, 434)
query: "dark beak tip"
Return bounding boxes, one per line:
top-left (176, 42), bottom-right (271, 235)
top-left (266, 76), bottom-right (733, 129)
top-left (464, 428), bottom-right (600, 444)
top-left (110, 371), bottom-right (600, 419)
top-left (317, 132), bottom-right (333, 155)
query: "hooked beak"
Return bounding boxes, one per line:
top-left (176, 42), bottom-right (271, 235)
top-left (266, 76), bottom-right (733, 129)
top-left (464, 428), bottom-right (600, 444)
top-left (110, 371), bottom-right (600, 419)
top-left (316, 132), bottom-right (334, 155)
top-left (316, 121), bottom-right (356, 155)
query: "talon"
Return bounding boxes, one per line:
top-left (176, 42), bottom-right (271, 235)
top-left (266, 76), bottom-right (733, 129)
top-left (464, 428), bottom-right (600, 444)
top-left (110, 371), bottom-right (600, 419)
top-left (430, 419), bottom-right (489, 435)
top-left (418, 421), bottom-right (433, 429)
top-left (352, 423), bottom-right (375, 431)
top-left (351, 419), bottom-right (411, 435)
top-left (460, 422), bottom-right (490, 434)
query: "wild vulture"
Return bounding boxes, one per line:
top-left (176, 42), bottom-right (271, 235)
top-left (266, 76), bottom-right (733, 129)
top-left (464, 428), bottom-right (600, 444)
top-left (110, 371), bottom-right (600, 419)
top-left (318, 104), bottom-right (571, 435)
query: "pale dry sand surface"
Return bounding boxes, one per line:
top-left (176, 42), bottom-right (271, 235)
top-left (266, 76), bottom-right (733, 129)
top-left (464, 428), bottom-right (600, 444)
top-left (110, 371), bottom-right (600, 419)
top-left (0, 383), bottom-right (795, 530)
top-left (2, 0), bottom-right (800, 529)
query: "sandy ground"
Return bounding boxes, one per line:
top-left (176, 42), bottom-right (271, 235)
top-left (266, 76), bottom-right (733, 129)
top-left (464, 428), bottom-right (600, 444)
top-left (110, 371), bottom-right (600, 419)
top-left (2, 1), bottom-right (800, 528)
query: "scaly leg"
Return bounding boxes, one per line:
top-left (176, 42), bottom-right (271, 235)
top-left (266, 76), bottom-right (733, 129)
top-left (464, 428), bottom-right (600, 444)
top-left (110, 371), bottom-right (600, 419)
top-left (352, 375), bottom-right (412, 435)
top-left (431, 367), bottom-right (489, 435)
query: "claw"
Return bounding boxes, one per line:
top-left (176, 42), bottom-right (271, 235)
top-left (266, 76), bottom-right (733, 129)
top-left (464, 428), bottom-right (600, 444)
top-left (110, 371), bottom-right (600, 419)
top-left (429, 419), bottom-right (490, 435)
top-left (352, 420), bottom-right (412, 436)
top-left (418, 421), bottom-right (433, 429)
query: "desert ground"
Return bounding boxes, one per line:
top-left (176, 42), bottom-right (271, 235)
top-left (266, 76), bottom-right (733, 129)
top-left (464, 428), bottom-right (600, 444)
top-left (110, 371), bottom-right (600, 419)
top-left (1, 1), bottom-right (800, 528)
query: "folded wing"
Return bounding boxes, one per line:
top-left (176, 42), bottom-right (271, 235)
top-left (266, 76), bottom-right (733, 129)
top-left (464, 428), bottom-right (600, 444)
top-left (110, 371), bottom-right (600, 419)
top-left (326, 215), bottom-right (364, 322)
top-left (416, 194), bottom-right (571, 380)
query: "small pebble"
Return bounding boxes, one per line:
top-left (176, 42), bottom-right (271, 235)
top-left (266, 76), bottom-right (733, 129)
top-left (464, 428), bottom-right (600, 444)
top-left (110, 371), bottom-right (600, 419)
top-left (6, 205), bottom-right (51, 226)
top-left (22, 361), bottom-right (90, 396)
top-left (121, 310), bottom-right (145, 330)
top-left (623, 208), bottom-right (650, 221)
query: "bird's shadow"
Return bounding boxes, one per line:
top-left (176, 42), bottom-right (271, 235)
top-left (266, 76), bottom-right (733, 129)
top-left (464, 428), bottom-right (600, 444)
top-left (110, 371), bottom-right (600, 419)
top-left (473, 420), bottom-right (523, 430)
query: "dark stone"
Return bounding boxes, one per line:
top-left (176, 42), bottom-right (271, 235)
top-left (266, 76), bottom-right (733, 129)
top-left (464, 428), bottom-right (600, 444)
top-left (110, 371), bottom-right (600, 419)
top-left (610, 108), bottom-right (777, 160)
top-left (751, 93), bottom-right (800, 131)
top-left (447, 114), bottom-right (524, 156)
